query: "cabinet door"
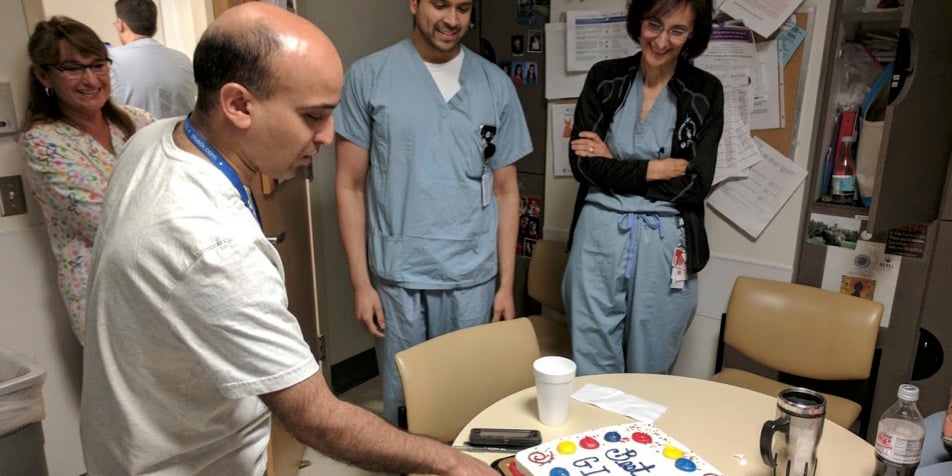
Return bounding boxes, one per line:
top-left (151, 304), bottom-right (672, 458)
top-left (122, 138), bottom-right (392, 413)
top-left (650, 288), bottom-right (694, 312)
top-left (867, 0), bottom-right (952, 233)
top-left (912, 220), bottom-right (952, 415)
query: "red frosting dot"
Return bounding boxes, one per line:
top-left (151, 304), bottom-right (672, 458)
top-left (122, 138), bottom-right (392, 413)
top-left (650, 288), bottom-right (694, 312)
top-left (579, 436), bottom-right (600, 449)
top-left (632, 432), bottom-right (652, 444)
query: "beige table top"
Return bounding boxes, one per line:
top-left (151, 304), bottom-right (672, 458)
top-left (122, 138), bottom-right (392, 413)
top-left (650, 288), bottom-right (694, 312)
top-left (453, 374), bottom-right (876, 475)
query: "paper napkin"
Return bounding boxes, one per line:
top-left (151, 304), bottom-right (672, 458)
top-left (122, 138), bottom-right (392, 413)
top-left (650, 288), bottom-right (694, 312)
top-left (571, 383), bottom-right (668, 423)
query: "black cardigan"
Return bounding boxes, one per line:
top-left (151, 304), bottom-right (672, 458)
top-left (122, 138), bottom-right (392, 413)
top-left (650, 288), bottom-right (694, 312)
top-left (567, 53), bottom-right (724, 274)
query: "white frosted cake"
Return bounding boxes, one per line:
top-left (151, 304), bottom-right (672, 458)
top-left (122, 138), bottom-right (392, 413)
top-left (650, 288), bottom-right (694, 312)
top-left (514, 422), bottom-right (723, 475)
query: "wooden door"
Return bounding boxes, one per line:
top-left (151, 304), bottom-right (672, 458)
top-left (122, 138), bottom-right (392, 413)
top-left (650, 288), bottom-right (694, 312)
top-left (212, 0), bottom-right (256, 17)
top-left (253, 172), bottom-right (321, 475)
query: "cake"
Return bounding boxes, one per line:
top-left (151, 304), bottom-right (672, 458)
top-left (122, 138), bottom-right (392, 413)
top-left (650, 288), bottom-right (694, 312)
top-left (513, 421), bottom-right (723, 475)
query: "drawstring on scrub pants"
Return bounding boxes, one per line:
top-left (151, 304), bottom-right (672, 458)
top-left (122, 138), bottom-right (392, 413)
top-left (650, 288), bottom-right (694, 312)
top-left (618, 212), bottom-right (663, 279)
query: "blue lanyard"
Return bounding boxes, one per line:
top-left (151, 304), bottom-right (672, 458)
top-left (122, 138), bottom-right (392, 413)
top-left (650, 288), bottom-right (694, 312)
top-left (182, 116), bottom-right (260, 226)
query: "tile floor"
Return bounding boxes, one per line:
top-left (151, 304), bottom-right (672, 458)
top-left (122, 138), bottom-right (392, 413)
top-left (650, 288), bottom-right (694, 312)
top-left (297, 376), bottom-right (387, 476)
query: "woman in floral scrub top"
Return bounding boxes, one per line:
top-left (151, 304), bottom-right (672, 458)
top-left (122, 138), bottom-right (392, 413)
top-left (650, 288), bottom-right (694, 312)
top-left (20, 17), bottom-right (153, 344)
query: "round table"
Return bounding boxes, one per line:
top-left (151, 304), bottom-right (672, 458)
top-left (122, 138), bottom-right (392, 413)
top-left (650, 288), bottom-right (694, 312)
top-left (453, 374), bottom-right (876, 475)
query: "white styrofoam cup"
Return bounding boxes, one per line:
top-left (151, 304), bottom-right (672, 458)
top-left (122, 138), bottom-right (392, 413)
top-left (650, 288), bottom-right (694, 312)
top-left (533, 356), bottom-right (576, 426)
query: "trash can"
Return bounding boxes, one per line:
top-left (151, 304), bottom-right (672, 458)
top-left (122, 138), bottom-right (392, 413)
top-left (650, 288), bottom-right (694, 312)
top-left (0, 344), bottom-right (48, 476)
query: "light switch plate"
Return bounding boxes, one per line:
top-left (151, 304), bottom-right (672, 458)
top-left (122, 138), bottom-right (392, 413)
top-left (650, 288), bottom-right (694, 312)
top-left (0, 175), bottom-right (27, 216)
top-left (0, 82), bottom-right (18, 134)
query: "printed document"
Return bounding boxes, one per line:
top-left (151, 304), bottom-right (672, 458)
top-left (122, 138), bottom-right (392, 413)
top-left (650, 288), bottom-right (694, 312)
top-left (706, 137), bottom-right (807, 239)
top-left (565, 10), bottom-right (636, 72)
top-left (719, 0), bottom-right (802, 38)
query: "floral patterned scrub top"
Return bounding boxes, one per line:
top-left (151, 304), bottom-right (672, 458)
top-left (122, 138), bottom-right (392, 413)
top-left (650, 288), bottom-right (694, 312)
top-left (20, 105), bottom-right (153, 344)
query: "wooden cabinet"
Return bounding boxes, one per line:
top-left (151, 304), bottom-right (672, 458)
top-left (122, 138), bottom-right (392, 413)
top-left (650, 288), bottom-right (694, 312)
top-left (793, 0), bottom-right (952, 440)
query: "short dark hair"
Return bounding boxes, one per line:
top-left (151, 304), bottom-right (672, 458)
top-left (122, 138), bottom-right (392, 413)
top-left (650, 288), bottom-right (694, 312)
top-left (24, 16), bottom-right (135, 136)
top-left (626, 0), bottom-right (713, 60)
top-left (115, 0), bottom-right (158, 37)
top-left (192, 20), bottom-right (281, 116)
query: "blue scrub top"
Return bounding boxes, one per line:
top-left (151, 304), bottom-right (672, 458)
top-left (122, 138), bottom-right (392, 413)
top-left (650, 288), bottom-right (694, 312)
top-left (335, 40), bottom-right (532, 289)
top-left (588, 70), bottom-right (678, 215)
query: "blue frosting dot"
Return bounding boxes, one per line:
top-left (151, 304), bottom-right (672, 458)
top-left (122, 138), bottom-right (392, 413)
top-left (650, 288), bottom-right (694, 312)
top-left (674, 457), bottom-right (697, 472)
top-left (604, 431), bottom-right (621, 442)
top-left (550, 467), bottom-right (570, 476)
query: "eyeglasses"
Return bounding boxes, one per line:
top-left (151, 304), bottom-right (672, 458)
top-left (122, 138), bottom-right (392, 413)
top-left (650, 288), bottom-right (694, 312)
top-left (642, 19), bottom-right (691, 42)
top-left (45, 59), bottom-right (112, 79)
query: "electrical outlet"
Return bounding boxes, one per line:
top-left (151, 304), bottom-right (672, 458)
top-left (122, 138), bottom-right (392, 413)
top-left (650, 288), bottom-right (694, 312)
top-left (0, 175), bottom-right (27, 216)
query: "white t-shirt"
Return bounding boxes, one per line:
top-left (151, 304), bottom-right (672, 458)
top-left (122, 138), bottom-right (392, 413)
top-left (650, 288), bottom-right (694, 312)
top-left (424, 49), bottom-right (464, 101)
top-left (81, 118), bottom-right (319, 475)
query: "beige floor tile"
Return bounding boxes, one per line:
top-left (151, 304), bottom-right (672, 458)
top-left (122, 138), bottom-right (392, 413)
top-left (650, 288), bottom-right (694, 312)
top-left (297, 376), bottom-right (386, 476)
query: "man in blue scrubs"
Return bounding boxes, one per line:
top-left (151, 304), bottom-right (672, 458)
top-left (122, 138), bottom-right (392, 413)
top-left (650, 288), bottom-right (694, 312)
top-left (335, 0), bottom-right (532, 425)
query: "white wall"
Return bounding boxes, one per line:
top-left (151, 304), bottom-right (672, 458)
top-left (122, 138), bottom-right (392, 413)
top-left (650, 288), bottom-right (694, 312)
top-left (40, 0), bottom-right (205, 58)
top-left (157, 0), bottom-right (211, 59)
top-left (544, 0), bottom-right (834, 377)
top-left (1, 1), bottom-right (87, 474)
top-left (40, 0), bottom-right (144, 46)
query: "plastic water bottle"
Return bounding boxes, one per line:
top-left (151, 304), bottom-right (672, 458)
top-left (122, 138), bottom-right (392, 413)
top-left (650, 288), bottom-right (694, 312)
top-left (874, 384), bottom-right (925, 476)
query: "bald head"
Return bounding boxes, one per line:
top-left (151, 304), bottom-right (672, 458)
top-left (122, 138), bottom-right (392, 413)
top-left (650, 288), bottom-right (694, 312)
top-left (192, 2), bottom-right (342, 116)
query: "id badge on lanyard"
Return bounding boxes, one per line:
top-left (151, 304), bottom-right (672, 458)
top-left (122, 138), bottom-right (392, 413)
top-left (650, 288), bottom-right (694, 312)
top-left (671, 216), bottom-right (687, 289)
top-left (480, 124), bottom-right (497, 208)
top-left (183, 117), bottom-right (261, 227)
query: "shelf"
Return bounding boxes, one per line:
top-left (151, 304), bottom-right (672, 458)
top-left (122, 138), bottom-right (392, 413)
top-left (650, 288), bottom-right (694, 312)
top-left (842, 8), bottom-right (903, 24)
top-left (809, 201), bottom-right (869, 219)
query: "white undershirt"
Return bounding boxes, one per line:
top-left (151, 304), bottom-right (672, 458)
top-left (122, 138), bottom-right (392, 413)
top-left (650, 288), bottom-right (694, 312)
top-left (424, 49), bottom-right (464, 102)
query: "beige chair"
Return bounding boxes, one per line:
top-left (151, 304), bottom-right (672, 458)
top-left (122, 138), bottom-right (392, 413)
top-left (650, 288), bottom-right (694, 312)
top-left (712, 276), bottom-right (884, 433)
top-left (395, 318), bottom-right (546, 443)
top-left (394, 240), bottom-right (571, 442)
top-left (524, 239), bottom-right (571, 358)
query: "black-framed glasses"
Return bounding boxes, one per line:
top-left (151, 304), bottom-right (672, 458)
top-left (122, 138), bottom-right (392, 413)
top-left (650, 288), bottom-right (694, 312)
top-left (480, 124), bottom-right (497, 161)
top-left (45, 59), bottom-right (112, 80)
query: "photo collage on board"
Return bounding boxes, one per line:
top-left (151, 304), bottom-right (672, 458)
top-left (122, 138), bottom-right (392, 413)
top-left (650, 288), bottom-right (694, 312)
top-left (518, 196), bottom-right (543, 257)
top-left (498, 0), bottom-right (548, 88)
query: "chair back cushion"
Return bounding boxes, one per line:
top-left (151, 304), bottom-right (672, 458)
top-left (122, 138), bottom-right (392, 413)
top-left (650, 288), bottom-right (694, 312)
top-left (724, 276), bottom-right (884, 380)
top-left (526, 315), bottom-right (571, 358)
top-left (395, 318), bottom-right (543, 442)
top-left (527, 240), bottom-right (569, 313)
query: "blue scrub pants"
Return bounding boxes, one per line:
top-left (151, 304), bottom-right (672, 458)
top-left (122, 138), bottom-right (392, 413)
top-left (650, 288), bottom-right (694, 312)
top-left (562, 203), bottom-right (697, 376)
top-left (373, 278), bottom-right (496, 425)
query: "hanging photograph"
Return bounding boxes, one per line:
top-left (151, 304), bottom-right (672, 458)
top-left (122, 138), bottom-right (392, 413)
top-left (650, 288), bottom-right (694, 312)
top-left (528, 30), bottom-right (543, 53)
top-left (498, 61), bottom-right (512, 77)
top-left (805, 212), bottom-right (861, 249)
top-left (511, 62), bottom-right (526, 85)
top-left (517, 0), bottom-right (550, 26)
top-left (511, 34), bottom-right (525, 56)
top-left (524, 62), bottom-right (538, 85)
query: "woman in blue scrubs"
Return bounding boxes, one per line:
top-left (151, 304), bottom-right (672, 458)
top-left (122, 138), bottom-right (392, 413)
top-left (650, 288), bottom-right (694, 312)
top-left (563, 0), bottom-right (724, 375)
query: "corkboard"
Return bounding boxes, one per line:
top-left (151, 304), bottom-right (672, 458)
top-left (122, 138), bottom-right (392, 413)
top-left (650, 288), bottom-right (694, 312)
top-left (751, 11), bottom-right (810, 158)
top-left (554, 12), bottom-right (810, 157)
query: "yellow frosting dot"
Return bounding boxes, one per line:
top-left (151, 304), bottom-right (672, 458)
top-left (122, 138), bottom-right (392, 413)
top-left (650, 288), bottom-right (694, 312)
top-left (662, 445), bottom-right (684, 459)
top-left (556, 441), bottom-right (577, 455)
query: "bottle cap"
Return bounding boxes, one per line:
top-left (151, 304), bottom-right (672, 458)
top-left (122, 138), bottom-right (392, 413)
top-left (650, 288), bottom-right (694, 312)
top-left (898, 384), bottom-right (919, 401)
